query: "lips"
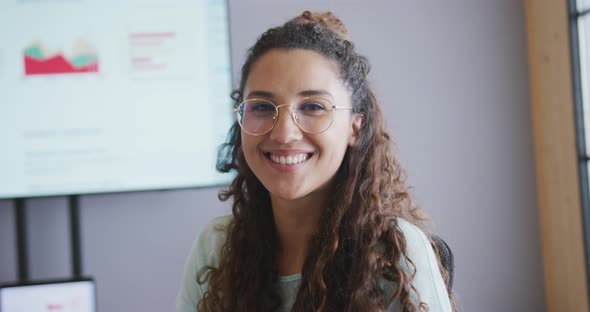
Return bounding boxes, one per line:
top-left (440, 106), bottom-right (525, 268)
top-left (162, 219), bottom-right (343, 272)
top-left (263, 151), bottom-right (314, 166)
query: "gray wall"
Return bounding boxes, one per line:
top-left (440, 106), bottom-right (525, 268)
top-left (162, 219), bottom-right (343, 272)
top-left (0, 0), bottom-right (544, 311)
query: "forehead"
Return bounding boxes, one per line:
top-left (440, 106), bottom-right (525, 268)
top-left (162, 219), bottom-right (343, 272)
top-left (245, 49), bottom-right (348, 99)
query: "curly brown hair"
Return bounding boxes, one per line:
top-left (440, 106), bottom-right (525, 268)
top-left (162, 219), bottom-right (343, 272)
top-left (196, 11), bottom-right (456, 312)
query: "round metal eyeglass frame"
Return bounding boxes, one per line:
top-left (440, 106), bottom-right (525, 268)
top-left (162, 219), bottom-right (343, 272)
top-left (234, 97), bottom-right (354, 136)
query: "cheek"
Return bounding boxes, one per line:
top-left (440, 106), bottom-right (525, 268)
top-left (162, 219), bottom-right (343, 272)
top-left (241, 133), bottom-right (259, 164)
top-left (318, 125), bottom-right (352, 161)
top-left (330, 119), bottom-right (353, 145)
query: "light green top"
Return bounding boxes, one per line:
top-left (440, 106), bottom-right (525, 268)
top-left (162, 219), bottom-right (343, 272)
top-left (176, 215), bottom-right (452, 312)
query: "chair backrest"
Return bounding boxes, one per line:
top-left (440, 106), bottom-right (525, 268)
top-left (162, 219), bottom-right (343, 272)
top-left (431, 235), bottom-right (454, 292)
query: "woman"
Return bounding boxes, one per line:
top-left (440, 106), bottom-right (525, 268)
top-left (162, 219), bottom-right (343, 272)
top-left (177, 11), bottom-right (456, 312)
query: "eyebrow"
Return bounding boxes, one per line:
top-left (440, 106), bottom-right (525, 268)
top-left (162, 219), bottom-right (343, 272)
top-left (247, 90), bottom-right (275, 99)
top-left (246, 89), bottom-right (334, 99)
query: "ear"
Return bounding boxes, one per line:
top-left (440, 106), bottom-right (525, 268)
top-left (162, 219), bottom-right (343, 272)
top-left (348, 113), bottom-right (366, 146)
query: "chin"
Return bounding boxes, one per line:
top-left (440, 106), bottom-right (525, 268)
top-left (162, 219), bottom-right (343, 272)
top-left (265, 184), bottom-right (309, 201)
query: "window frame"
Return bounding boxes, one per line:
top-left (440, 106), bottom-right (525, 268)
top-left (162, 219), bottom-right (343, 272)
top-left (525, 0), bottom-right (590, 311)
top-left (571, 0), bottom-right (590, 300)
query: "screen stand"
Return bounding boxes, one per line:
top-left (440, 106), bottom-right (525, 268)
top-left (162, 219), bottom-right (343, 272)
top-left (13, 195), bottom-right (84, 282)
top-left (14, 198), bottom-right (28, 283)
top-left (68, 195), bottom-right (83, 278)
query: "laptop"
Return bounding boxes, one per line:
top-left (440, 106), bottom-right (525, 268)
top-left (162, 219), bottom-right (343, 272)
top-left (0, 278), bottom-right (96, 312)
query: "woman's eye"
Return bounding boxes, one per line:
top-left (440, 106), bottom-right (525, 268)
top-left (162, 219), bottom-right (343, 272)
top-left (248, 102), bottom-right (275, 112)
top-left (299, 102), bottom-right (326, 111)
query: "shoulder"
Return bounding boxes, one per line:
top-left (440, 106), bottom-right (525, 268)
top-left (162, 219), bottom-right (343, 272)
top-left (195, 214), bottom-right (233, 266)
top-left (175, 214), bottom-right (233, 312)
top-left (185, 214), bottom-right (233, 271)
top-left (390, 218), bottom-right (453, 312)
top-left (202, 213), bottom-right (233, 232)
top-left (393, 218), bottom-right (438, 277)
top-left (396, 218), bottom-right (431, 252)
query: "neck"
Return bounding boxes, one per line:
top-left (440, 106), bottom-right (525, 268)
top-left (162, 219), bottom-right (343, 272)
top-left (271, 190), bottom-right (328, 276)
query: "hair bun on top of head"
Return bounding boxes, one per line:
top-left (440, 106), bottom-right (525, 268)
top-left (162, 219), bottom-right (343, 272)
top-left (292, 10), bottom-right (350, 41)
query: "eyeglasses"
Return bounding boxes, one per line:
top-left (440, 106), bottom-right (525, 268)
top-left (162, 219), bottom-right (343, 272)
top-left (234, 97), bottom-right (354, 136)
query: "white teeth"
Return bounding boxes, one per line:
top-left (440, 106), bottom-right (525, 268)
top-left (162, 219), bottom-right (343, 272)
top-left (269, 153), bottom-right (309, 165)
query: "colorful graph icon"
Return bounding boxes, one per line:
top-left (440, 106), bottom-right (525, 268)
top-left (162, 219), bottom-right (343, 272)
top-left (24, 39), bottom-right (99, 75)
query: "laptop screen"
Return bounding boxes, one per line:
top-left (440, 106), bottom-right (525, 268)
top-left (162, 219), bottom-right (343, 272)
top-left (0, 279), bottom-right (96, 312)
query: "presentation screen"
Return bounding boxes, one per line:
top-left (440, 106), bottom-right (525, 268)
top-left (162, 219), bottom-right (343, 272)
top-left (0, 279), bottom-right (96, 312)
top-left (0, 0), bottom-right (234, 199)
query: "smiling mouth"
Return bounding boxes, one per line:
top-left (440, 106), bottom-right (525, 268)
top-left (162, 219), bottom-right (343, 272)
top-left (264, 152), bottom-right (313, 165)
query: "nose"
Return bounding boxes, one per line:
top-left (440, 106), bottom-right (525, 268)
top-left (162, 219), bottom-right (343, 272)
top-left (269, 105), bottom-right (303, 143)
